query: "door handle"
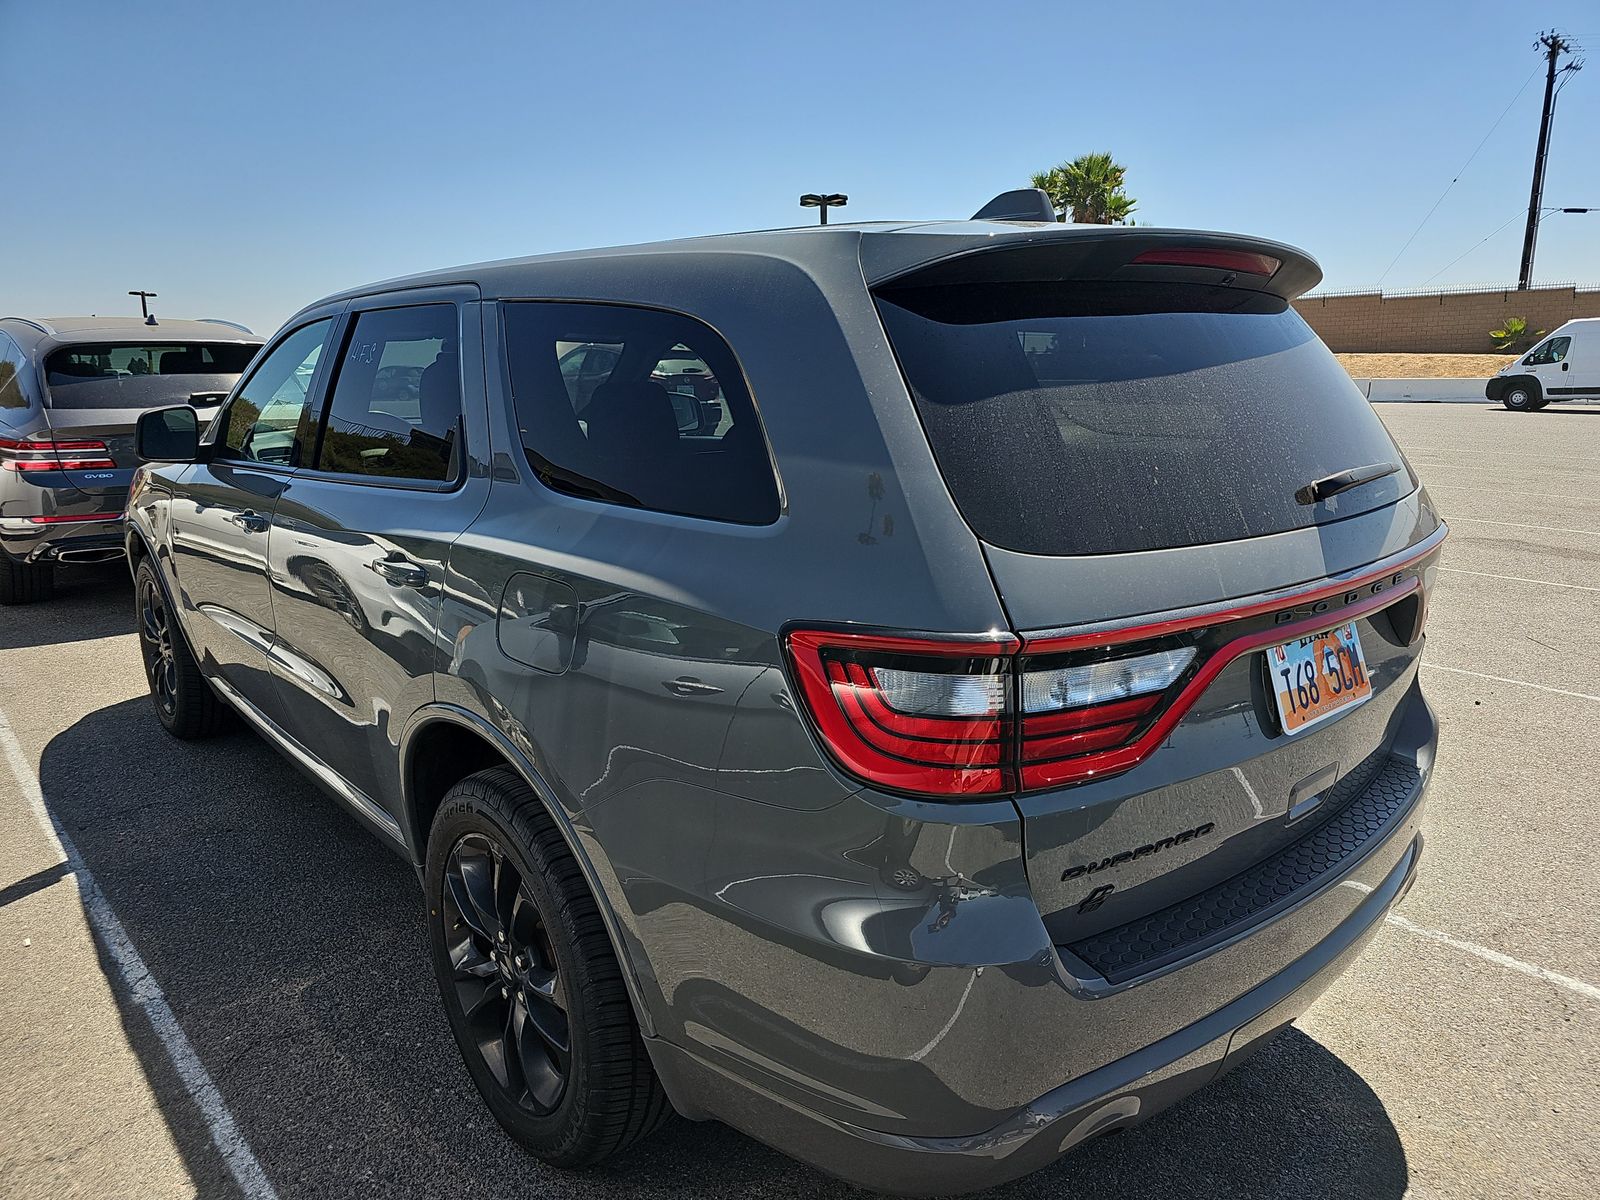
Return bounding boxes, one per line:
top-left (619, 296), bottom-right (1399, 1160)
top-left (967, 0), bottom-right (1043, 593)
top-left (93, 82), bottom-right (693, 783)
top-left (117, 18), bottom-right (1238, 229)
top-left (663, 676), bottom-right (723, 696)
top-left (230, 510), bottom-right (269, 533)
top-left (371, 557), bottom-right (429, 589)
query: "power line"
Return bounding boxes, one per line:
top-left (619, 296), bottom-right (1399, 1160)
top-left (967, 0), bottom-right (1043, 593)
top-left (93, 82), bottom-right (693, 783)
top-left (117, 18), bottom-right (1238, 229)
top-left (1420, 210), bottom-right (1526, 286)
top-left (1375, 67), bottom-right (1539, 287)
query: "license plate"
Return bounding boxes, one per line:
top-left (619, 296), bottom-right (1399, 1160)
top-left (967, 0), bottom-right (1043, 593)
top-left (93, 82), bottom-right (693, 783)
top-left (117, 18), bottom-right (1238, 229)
top-left (1269, 622), bottom-right (1372, 734)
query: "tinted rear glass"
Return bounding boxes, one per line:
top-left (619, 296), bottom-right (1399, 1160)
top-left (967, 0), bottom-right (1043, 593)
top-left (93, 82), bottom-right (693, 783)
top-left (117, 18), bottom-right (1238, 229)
top-left (44, 342), bottom-right (259, 410)
top-left (875, 281), bottom-right (1414, 556)
top-left (503, 301), bottom-right (779, 525)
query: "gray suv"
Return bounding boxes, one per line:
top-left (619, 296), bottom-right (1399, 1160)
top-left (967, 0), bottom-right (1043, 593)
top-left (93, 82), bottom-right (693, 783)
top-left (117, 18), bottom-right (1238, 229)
top-left (124, 201), bottom-right (1444, 1195)
top-left (0, 316), bottom-right (261, 602)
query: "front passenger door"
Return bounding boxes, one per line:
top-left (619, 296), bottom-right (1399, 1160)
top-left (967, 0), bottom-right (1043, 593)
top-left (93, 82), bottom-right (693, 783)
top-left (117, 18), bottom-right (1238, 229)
top-left (169, 317), bottom-right (334, 729)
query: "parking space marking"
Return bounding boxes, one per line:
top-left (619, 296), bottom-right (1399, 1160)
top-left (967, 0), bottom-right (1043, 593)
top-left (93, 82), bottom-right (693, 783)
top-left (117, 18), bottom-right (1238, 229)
top-left (1347, 882), bottom-right (1600, 1005)
top-left (1440, 566), bottom-right (1600, 594)
top-left (1385, 912), bottom-right (1600, 1005)
top-left (1422, 662), bottom-right (1600, 704)
top-left (0, 706), bottom-right (280, 1200)
top-left (1443, 516), bottom-right (1600, 537)
top-left (1423, 480), bottom-right (1589, 502)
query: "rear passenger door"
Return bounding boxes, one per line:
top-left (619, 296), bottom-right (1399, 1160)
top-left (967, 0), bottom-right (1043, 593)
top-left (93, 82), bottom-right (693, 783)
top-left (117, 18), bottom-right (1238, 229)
top-left (268, 289), bottom-right (488, 818)
top-left (438, 300), bottom-right (785, 814)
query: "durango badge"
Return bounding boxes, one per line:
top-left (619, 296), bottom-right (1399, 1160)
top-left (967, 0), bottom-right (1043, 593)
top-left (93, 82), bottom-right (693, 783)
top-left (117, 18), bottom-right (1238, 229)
top-left (1060, 822), bottom-right (1216, 882)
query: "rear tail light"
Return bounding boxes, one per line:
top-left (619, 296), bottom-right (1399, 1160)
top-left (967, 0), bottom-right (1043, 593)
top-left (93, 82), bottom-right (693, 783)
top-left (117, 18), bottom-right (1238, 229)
top-left (0, 436), bottom-right (116, 472)
top-left (786, 630), bottom-right (1193, 799)
top-left (785, 534), bottom-right (1445, 800)
top-left (786, 631), bottom-right (1017, 796)
top-left (1018, 645), bottom-right (1197, 784)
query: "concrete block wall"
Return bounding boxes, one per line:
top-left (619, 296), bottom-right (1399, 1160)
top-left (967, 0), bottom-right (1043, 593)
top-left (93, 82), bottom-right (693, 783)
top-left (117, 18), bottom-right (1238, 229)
top-left (1292, 285), bottom-right (1600, 353)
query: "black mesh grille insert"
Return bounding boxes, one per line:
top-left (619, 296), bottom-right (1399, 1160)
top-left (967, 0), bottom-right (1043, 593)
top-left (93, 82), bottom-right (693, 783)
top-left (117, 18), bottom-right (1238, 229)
top-left (1066, 751), bottom-right (1421, 984)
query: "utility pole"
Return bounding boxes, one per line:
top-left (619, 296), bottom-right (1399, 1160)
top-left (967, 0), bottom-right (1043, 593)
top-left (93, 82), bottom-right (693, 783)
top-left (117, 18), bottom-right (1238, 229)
top-left (1517, 32), bottom-right (1582, 290)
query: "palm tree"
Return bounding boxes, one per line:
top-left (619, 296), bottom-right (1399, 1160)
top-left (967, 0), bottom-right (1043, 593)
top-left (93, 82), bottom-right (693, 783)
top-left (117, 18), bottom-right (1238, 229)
top-left (1030, 153), bottom-right (1137, 224)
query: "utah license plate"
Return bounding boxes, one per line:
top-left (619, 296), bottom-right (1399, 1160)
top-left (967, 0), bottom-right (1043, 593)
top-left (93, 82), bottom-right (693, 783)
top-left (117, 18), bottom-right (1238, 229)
top-left (1270, 621), bottom-right (1372, 734)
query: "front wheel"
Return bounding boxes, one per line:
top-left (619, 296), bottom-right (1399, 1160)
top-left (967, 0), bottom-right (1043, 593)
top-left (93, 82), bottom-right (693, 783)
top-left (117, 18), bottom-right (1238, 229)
top-left (135, 557), bottom-right (230, 738)
top-left (1502, 377), bottom-right (1542, 411)
top-left (425, 767), bottom-right (670, 1167)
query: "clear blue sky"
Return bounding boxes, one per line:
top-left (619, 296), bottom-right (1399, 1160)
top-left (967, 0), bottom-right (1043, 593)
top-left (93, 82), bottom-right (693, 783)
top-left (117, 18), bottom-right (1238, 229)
top-left (4, 0), bottom-right (1598, 334)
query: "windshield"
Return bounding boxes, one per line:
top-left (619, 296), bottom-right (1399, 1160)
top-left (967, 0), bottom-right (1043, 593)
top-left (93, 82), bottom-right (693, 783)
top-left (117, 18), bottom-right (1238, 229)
top-left (875, 281), bottom-right (1415, 556)
top-left (44, 342), bottom-right (260, 410)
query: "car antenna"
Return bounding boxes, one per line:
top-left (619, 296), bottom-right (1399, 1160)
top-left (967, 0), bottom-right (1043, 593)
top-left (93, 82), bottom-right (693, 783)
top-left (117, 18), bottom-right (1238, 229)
top-left (970, 188), bottom-right (1057, 222)
top-left (129, 289), bottom-right (158, 325)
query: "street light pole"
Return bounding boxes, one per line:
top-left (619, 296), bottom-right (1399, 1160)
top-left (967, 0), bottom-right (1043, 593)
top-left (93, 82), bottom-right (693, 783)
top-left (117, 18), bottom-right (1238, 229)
top-left (799, 193), bottom-right (848, 225)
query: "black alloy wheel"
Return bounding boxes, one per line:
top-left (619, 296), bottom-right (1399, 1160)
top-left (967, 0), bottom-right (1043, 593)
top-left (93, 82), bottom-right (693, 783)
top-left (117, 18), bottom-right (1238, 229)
top-left (425, 767), bottom-right (670, 1166)
top-left (139, 571), bottom-right (179, 719)
top-left (133, 556), bottom-right (229, 739)
top-left (441, 831), bottom-right (571, 1114)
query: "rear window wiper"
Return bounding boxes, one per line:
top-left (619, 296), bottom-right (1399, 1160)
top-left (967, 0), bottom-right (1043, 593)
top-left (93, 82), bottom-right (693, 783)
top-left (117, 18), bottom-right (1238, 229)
top-left (1295, 461), bottom-right (1401, 506)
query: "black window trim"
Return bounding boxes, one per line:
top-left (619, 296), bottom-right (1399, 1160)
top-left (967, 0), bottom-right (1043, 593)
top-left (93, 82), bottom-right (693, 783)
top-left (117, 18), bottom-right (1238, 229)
top-left (494, 295), bottom-right (786, 526)
top-left (293, 298), bottom-right (469, 495)
top-left (207, 313), bottom-right (341, 473)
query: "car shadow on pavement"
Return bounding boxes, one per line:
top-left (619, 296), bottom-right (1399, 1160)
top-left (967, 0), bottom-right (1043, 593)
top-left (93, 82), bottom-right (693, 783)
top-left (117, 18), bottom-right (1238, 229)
top-left (0, 562), bottom-right (133, 650)
top-left (40, 698), bottom-right (1407, 1200)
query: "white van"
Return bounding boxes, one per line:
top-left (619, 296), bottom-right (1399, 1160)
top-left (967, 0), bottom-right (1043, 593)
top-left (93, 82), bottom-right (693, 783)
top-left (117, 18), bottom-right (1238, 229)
top-left (1487, 317), bottom-right (1600, 410)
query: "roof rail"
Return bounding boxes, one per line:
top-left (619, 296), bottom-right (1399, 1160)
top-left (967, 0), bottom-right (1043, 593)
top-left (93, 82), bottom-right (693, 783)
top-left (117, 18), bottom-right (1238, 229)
top-left (1, 316), bottom-right (57, 336)
top-left (197, 318), bottom-right (255, 335)
top-left (970, 188), bottom-right (1057, 223)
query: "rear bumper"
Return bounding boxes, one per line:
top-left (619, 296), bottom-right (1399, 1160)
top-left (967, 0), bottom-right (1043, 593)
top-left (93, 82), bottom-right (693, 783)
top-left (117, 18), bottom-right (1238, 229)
top-left (650, 828), bottom-right (1422, 1195)
top-left (0, 514), bottom-right (126, 564)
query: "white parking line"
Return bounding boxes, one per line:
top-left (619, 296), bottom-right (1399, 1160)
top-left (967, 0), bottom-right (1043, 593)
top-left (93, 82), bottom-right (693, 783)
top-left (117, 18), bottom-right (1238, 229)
top-left (1440, 566), bottom-right (1600, 594)
top-left (1385, 913), bottom-right (1600, 1005)
top-left (0, 708), bottom-right (280, 1200)
top-left (1345, 882), bottom-right (1600, 1004)
top-left (1423, 481), bottom-right (1591, 502)
top-left (1444, 516), bottom-right (1600, 537)
top-left (1423, 662), bottom-right (1600, 704)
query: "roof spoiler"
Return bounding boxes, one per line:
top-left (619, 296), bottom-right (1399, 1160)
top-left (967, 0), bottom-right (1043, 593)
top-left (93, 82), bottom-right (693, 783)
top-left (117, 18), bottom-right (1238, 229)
top-left (198, 318), bottom-right (255, 335)
top-left (970, 188), bottom-right (1057, 223)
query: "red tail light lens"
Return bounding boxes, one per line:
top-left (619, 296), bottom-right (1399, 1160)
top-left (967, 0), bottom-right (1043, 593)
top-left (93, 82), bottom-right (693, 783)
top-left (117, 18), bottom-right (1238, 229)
top-left (1131, 247), bottom-right (1282, 276)
top-left (784, 533), bottom-right (1444, 799)
top-left (1018, 645), bottom-right (1197, 788)
top-left (0, 436), bottom-right (116, 472)
top-left (786, 630), bottom-right (1017, 797)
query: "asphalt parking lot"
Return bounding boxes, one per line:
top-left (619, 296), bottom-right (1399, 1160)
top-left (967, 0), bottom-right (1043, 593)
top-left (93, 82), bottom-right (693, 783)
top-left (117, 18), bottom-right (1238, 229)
top-left (1, 402), bottom-right (1597, 1200)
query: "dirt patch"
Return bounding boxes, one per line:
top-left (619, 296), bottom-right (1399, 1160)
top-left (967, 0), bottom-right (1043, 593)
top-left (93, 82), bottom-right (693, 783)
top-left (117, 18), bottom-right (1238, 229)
top-left (1336, 353), bottom-right (1517, 379)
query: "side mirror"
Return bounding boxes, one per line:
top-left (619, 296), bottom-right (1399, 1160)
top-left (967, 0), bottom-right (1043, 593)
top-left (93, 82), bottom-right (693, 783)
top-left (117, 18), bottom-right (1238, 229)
top-left (136, 405), bottom-right (201, 463)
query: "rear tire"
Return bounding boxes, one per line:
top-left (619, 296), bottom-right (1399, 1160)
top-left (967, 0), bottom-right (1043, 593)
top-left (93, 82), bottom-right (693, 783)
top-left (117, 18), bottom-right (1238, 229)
top-left (0, 554), bottom-right (54, 605)
top-left (1502, 377), bottom-right (1541, 411)
top-left (425, 767), bottom-right (670, 1167)
top-left (135, 557), bottom-right (230, 739)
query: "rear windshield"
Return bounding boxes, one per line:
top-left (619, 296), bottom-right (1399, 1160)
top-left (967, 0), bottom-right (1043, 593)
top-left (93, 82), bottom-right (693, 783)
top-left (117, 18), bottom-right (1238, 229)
top-left (44, 342), bottom-right (259, 410)
top-left (875, 281), bottom-right (1414, 556)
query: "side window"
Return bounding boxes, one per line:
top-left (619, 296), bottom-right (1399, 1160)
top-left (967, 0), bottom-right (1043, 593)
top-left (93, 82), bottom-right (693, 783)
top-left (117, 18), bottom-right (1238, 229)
top-left (1524, 336), bottom-right (1570, 366)
top-left (503, 302), bottom-right (779, 524)
top-left (217, 319), bottom-right (333, 464)
top-left (316, 304), bottom-right (461, 483)
top-left (0, 334), bottom-right (28, 410)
